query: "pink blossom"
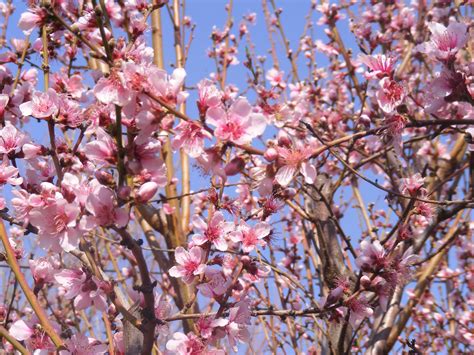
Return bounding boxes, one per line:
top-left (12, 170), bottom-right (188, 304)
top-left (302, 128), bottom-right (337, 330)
top-left (241, 256), bottom-right (270, 283)
top-left (0, 160), bottom-right (23, 186)
top-left (169, 246), bottom-right (206, 284)
top-left (93, 70), bottom-right (131, 106)
top-left (60, 333), bottom-right (108, 355)
top-left (376, 77), bottom-right (405, 113)
top-left (356, 239), bottom-right (388, 271)
top-left (83, 128), bottom-right (117, 165)
top-left (230, 221), bottom-right (271, 253)
top-left (418, 22), bottom-right (468, 62)
top-left (359, 53), bottom-right (397, 79)
top-left (400, 173), bottom-right (425, 196)
top-left (18, 8), bottom-right (46, 35)
top-left (165, 332), bottom-right (205, 354)
top-left (275, 145), bottom-right (316, 187)
top-left (197, 79), bottom-right (223, 115)
top-left (196, 316), bottom-right (228, 339)
top-left (206, 97), bottom-right (266, 145)
top-left (136, 181), bottom-right (159, 203)
top-left (29, 256), bottom-right (59, 285)
top-left (29, 197), bottom-right (81, 252)
top-left (148, 67), bottom-right (188, 105)
top-left (54, 269), bottom-right (109, 311)
top-left (266, 68), bottom-right (286, 88)
top-left (172, 121), bottom-right (212, 158)
top-left (84, 181), bottom-right (129, 228)
top-left (225, 298), bottom-right (251, 351)
top-left (154, 293), bottom-right (172, 335)
top-left (19, 89), bottom-right (59, 119)
top-left (9, 316), bottom-right (58, 353)
top-left (52, 72), bottom-right (86, 99)
top-left (197, 268), bottom-right (231, 297)
top-left (0, 121), bottom-right (27, 155)
top-left (191, 211), bottom-right (233, 251)
top-left (345, 295), bottom-right (373, 328)
top-left (424, 69), bottom-right (464, 114)
top-left (0, 94), bottom-right (9, 118)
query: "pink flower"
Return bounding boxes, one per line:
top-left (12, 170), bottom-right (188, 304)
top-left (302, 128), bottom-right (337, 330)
top-left (165, 332), bottom-right (205, 354)
top-left (29, 256), bottom-right (59, 285)
top-left (206, 97), bottom-right (266, 145)
top-left (196, 316), bottom-right (228, 339)
top-left (197, 268), bottom-right (231, 298)
top-left (0, 121), bottom-right (27, 155)
top-left (84, 181), bottom-right (129, 228)
top-left (19, 89), bottom-right (59, 119)
top-left (230, 221), bottom-right (271, 253)
top-left (225, 298), bottom-right (251, 351)
top-left (9, 316), bottom-right (58, 353)
top-left (376, 77), bottom-right (405, 113)
top-left (241, 256), bottom-right (270, 283)
top-left (424, 69), bottom-right (465, 114)
top-left (60, 333), bottom-right (108, 355)
top-left (169, 246), bottom-right (206, 284)
top-left (0, 160), bottom-right (23, 186)
top-left (136, 181), bottom-right (159, 203)
top-left (197, 79), bottom-right (222, 115)
top-left (356, 240), bottom-right (388, 272)
top-left (345, 295), bottom-right (373, 328)
top-left (83, 128), bottom-right (117, 165)
top-left (54, 268), bottom-right (109, 311)
top-left (275, 145), bottom-right (316, 187)
top-left (29, 197), bottom-right (81, 252)
top-left (191, 211), bottom-right (233, 251)
top-left (172, 121), bottom-right (212, 158)
top-left (0, 94), bottom-right (9, 117)
top-left (93, 70), bottom-right (131, 106)
top-left (148, 67), bottom-right (188, 105)
top-left (418, 22), bottom-right (468, 62)
top-left (400, 173), bottom-right (425, 196)
top-left (266, 68), bottom-right (286, 88)
top-left (154, 293), bottom-right (171, 335)
top-left (359, 53), bottom-right (397, 79)
top-left (18, 8), bottom-right (46, 35)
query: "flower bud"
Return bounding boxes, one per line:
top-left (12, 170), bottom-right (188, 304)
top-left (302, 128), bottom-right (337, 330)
top-left (94, 170), bottom-right (114, 185)
top-left (118, 186), bottom-right (131, 200)
top-left (224, 156), bottom-right (245, 176)
top-left (136, 182), bottom-right (158, 203)
top-left (360, 275), bottom-right (371, 289)
top-left (264, 147), bottom-right (278, 162)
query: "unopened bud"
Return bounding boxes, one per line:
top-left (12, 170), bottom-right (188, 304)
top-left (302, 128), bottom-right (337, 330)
top-left (264, 147), bottom-right (278, 162)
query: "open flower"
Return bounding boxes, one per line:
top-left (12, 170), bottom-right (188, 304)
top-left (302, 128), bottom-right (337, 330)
top-left (230, 221), bottom-right (271, 253)
top-left (275, 145), bottom-right (316, 187)
top-left (206, 97), bottom-right (266, 145)
top-left (191, 211), bottom-right (234, 251)
top-left (169, 246), bottom-right (206, 284)
top-left (19, 89), bottom-right (59, 119)
top-left (9, 316), bottom-right (59, 353)
top-left (0, 121), bottom-right (27, 155)
top-left (54, 269), bottom-right (109, 311)
top-left (29, 197), bottom-right (81, 252)
top-left (376, 78), bottom-right (405, 113)
top-left (417, 21), bottom-right (468, 62)
top-left (172, 121), bottom-right (212, 158)
top-left (59, 333), bottom-right (108, 355)
top-left (359, 53), bottom-right (397, 80)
